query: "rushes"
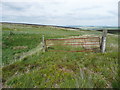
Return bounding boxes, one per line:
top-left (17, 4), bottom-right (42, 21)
top-left (2, 23), bottom-right (119, 88)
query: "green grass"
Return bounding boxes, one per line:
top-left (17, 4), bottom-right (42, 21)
top-left (2, 23), bottom-right (119, 88)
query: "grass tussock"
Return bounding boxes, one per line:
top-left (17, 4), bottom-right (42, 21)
top-left (2, 23), bottom-right (119, 88)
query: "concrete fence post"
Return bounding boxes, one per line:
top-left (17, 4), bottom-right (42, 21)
top-left (42, 35), bottom-right (47, 52)
top-left (100, 30), bottom-right (107, 53)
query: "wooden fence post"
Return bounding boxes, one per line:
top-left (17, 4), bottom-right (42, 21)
top-left (100, 30), bottom-right (107, 53)
top-left (42, 35), bottom-right (47, 52)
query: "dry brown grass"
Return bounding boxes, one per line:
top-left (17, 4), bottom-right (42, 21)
top-left (13, 46), bottom-right (28, 50)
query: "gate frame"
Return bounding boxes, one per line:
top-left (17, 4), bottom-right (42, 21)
top-left (42, 30), bottom-right (107, 53)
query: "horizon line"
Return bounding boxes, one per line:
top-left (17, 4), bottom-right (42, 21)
top-left (0, 21), bottom-right (119, 27)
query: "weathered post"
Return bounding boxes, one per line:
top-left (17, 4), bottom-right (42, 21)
top-left (100, 30), bottom-right (107, 53)
top-left (42, 35), bottom-right (47, 52)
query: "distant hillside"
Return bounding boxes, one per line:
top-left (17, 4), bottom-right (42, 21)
top-left (97, 30), bottom-right (119, 34)
top-left (1, 22), bottom-right (81, 30)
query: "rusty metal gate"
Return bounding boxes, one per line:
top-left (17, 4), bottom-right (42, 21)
top-left (45, 37), bottom-right (101, 52)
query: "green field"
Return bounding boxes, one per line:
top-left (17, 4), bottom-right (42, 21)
top-left (2, 23), bottom-right (119, 88)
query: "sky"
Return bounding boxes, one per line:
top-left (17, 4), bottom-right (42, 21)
top-left (1, 0), bottom-right (119, 26)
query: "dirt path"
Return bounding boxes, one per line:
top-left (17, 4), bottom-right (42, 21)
top-left (16, 42), bottom-right (43, 61)
top-left (3, 42), bottom-right (43, 67)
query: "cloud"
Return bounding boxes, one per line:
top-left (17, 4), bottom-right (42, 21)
top-left (1, 0), bottom-right (119, 26)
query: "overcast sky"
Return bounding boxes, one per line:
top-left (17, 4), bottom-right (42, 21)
top-left (1, 0), bottom-right (119, 26)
